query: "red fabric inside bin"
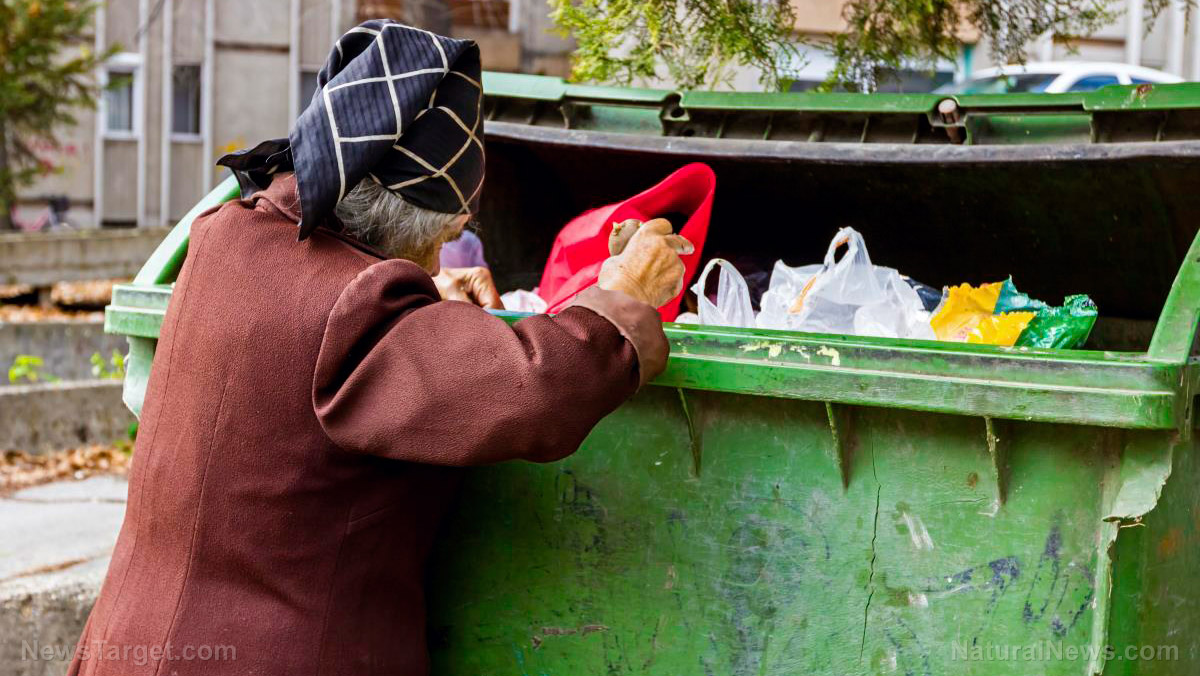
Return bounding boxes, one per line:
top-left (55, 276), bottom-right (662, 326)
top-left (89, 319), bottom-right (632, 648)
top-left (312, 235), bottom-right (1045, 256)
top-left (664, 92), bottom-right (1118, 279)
top-left (538, 162), bottom-right (715, 321)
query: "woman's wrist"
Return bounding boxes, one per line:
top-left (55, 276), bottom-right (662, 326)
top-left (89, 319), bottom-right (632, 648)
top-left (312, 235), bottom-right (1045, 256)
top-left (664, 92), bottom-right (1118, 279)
top-left (597, 272), bottom-right (650, 306)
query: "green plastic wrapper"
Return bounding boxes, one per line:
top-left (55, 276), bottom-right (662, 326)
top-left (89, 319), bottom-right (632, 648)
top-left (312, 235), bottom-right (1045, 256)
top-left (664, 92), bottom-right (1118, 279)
top-left (994, 278), bottom-right (1098, 349)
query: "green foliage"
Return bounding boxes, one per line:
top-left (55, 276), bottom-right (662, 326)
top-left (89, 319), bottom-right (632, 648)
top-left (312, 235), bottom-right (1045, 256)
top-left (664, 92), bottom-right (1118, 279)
top-left (829, 0), bottom-right (1117, 90)
top-left (549, 0), bottom-right (799, 90)
top-left (552, 0), bottom-right (1153, 91)
top-left (7, 354), bottom-right (58, 384)
top-left (115, 422), bottom-right (136, 454)
top-left (90, 350), bottom-right (125, 380)
top-left (0, 0), bottom-right (115, 228)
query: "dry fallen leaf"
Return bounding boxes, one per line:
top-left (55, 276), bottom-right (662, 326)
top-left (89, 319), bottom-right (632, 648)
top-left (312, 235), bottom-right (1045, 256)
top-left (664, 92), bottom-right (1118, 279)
top-left (51, 279), bottom-right (124, 308)
top-left (0, 444), bottom-right (131, 495)
top-left (0, 305), bottom-right (103, 322)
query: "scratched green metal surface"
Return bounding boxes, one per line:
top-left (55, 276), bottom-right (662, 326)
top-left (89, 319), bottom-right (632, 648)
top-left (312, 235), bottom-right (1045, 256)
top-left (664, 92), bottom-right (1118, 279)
top-left (425, 390), bottom-right (1197, 675)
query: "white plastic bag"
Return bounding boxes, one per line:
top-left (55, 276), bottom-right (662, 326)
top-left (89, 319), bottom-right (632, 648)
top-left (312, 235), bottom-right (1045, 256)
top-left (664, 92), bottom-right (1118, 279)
top-left (691, 258), bottom-right (756, 328)
top-left (759, 227), bottom-right (934, 340)
top-left (500, 288), bottom-right (549, 313)
top-left (757, 259), bottom-right (823, 330)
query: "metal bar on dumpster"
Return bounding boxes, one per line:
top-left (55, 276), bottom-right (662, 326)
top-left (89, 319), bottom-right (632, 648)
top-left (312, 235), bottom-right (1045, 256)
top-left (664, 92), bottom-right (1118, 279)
top-left (1147, 225), bottom-right (1200, 363)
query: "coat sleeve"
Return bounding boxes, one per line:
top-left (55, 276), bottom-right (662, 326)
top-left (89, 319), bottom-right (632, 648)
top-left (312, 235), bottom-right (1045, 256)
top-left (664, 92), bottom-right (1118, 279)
top-left (312, 259), bottom-right (668, 465)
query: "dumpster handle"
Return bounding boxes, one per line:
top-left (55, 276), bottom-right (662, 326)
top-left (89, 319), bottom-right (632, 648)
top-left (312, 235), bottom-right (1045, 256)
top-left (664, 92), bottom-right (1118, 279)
top-left (1147, 226), bottom-right (1200, 363)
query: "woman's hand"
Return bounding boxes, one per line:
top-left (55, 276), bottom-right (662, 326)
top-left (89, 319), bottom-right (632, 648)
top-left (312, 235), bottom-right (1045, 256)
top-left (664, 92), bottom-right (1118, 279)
top-left (598, 218), bottom-right (694, 307)
top-left (433, 267), bottom-right (503, 309)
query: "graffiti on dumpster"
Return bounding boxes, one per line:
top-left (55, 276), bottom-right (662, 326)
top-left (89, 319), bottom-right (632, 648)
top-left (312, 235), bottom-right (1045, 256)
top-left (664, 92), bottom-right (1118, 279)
top-left (917, 555), bottom-right (1022, 646)
top-left (538, 471), bottom-right (1094, 674)
top-left (1020, 524), bottom-right (1095, 637)
top-left (917, 518), bottom-right (1094, 646)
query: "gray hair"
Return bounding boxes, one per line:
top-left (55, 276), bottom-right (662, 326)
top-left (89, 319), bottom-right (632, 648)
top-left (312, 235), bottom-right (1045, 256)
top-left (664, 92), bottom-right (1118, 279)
top-left (334, 178), bottom-right (461, 267)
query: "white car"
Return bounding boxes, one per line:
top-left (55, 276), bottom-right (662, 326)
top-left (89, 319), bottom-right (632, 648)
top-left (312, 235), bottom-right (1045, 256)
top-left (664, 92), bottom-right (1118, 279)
top-left (935, 62), bottom-right (1183, 94)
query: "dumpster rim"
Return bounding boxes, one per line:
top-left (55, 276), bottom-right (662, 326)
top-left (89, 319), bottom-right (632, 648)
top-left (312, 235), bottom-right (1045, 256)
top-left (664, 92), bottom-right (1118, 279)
top-left (483, 121), bottom-right (1200, 164)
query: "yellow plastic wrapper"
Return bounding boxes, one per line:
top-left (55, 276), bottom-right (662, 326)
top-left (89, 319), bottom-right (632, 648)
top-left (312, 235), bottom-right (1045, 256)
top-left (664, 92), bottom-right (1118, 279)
top-left (931, 282), bottom-right (1036, 346)
top-left (968, 312), bottom-right (1036, 345)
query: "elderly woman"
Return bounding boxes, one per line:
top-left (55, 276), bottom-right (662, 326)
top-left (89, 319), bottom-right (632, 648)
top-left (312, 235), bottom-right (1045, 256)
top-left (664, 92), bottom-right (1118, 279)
top-left (69, 21), bottom-right (689, 676)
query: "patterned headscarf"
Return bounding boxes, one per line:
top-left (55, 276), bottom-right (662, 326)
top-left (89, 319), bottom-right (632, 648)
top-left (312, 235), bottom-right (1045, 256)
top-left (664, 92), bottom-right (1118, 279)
top-left (217, 20), bottom-right (484, 240)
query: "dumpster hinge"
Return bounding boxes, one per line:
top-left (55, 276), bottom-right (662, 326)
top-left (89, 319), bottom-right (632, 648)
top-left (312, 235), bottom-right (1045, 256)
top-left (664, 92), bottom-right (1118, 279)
top-left (1181, 358), bottom-right (1199, 442)
top-left (933, 98), bottom-right (966, 144)
top-left (985, 417), bottom-right (1011, 506)
top-left (677, 389), bottom-right (702, 478)
top-left (826, 402), bottom-right (855, 489)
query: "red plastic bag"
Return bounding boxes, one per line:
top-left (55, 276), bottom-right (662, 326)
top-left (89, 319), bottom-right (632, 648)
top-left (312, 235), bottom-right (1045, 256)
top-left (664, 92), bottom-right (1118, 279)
top-left (538, 163), bottom-right (715, 320)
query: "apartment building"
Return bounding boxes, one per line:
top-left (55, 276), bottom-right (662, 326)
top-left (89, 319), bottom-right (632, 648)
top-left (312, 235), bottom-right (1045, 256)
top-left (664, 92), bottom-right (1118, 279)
top-left (17, 0), bottom-right (566, 229)
top-left (782, 0), bottom-right (1200, 89)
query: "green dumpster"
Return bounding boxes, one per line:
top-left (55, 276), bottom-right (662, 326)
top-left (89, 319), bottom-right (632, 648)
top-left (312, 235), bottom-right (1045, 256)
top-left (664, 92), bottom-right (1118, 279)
top-left (106, 74), bottom-right (1200, 675)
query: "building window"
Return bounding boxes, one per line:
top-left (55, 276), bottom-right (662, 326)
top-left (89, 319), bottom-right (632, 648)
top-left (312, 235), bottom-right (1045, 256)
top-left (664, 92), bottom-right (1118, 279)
top-left (172, 64), bottom-right (202, 137)
top-left (103, 53), bottom-right (141, 138)
top-left (105, 73), bottom-right (134, 132)
top-left (299, 69), bottom-right (321, 114)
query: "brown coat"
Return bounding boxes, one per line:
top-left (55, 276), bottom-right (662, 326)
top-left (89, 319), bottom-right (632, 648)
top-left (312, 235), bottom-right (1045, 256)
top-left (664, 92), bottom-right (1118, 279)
top-left (69, 175), bottom-right (667, 676)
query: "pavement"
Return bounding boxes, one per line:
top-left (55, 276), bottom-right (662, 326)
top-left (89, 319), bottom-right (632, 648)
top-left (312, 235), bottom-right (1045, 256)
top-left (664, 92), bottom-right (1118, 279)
top-left (0, 476), bottom-right (126, 676)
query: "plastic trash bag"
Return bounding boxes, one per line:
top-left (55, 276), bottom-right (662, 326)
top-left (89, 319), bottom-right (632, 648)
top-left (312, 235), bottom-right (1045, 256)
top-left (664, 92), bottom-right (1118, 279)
top-left (758, 227), bottom-right (935, 340)
top-left (971, 313), bottom-right (1037, 345)
top-left (930, 281), bottom-right (1035, 346)
top-left (1018, 295), bottom-right (1097, 348)
top-left (904, 276), bottom-right (943, 312)
top-left (500, 289), bottom-right (548, 314)
top-left (992, 278), bottom-right (1045, 315)
top-left (691, 258), bottom-right (755, 328)
top-left (994, 278), bottom-right (1098, 349)
top-left (758, 260), bottom-right (823, 329)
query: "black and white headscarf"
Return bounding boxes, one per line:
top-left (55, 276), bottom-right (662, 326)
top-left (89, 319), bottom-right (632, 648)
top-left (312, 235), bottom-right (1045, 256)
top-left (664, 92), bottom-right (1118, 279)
top-left (217, 20), bottom-right (484, 240)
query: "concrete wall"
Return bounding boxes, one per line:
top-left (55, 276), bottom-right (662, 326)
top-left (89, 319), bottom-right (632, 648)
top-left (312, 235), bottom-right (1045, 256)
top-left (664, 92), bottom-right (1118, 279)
top-left (106, 0), bottom-right (139, 48)
top-left (0, 381), bottom-right (134, 454)
top-left (0, 322), bottom-right (127, 383)
top-left (516, 0), bottom-right (572, 76)
top-left (792, 0), bottom-right (845, 35)
top-left (456, 27), bottom-right (522, 72)
top-left (170, 0), bottom-right (210, 220)
top-left (99, 143), bottom-right (138, 225)
top-left (213, 49), bottom-right (292, 162)
top-left (0, 227), bottom-right (170, 286)
top-left (13, 115), bottom-right (96, 229)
